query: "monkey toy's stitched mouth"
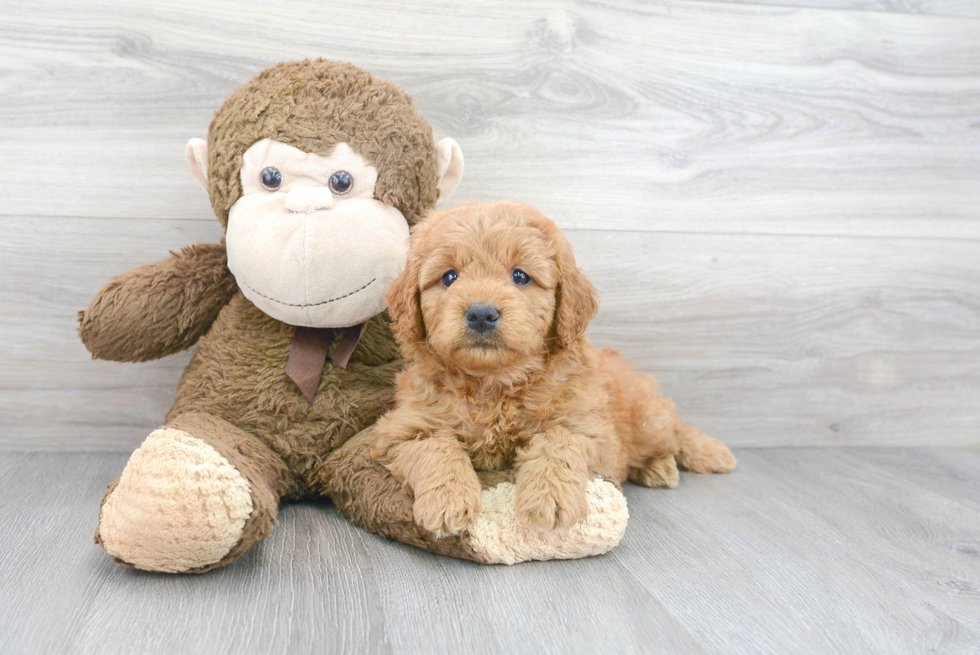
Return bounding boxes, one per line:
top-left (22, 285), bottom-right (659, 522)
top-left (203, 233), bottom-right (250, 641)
top-left (240, 278), bottom-right (377, 308)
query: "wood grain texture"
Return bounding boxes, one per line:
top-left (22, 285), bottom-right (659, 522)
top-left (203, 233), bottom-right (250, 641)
top-left (0, 0), bottom-right (978, 237)
top-left (702, 0), bottom-right (980, 19)
top-left (1, 0), bottom-right (978, 449)
top-left (2, 216), bottom-right (978, 449)
top-left (1, 449), bottom-right (978, 654)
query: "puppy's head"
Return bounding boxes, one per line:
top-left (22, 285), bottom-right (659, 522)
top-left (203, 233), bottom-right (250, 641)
top-left (385, 201), bottom-right (599, 375)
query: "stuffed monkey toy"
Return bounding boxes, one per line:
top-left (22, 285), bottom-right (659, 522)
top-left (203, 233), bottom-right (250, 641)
top-left (79, 59), bottom-right (628, 573)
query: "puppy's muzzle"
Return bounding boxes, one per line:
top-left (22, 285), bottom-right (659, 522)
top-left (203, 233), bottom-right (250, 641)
top-left (465, 304), bottom-right (499, 334)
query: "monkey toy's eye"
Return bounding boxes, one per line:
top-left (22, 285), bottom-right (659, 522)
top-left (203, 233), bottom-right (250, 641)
top-left (329, 170), bottom-right (353, 195)
top-left (441, 269), bottom-right (458, 287)
top-left (260, 167), bottom-right (283, 191)
top-left (512, 269), bottom-right (531, 286)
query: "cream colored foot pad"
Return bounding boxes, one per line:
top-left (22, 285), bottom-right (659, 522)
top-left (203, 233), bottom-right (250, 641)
top-left (467, 478), bottom-right (629, 565)
top-left (99, 428), bottom-right (253, 573)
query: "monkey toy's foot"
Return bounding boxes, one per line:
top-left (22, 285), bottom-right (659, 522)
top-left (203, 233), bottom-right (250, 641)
top-left (467, 478), bottom-right (629, 565)
top-left (97, 428), bottom-right (252, 573)
top-left (96, 413), bottom-right (287, 573)
top-left (320, 427), bottom-right (630, 565)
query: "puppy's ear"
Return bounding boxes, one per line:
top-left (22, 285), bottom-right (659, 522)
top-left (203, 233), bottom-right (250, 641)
top-left (385, 220), bottom-right (431, 355)
top-left (552, 231), bottom-right (599, 350)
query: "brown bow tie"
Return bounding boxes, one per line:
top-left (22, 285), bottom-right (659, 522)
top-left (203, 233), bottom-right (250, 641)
top-left (285, 323), bottom-right (367, 403)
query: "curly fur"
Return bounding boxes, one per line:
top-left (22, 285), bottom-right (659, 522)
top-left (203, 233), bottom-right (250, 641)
top-left (373, 202), bottom-right (737, 535)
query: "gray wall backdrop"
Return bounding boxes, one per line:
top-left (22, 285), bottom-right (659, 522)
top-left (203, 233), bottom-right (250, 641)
top-left (1, 0), bottom-right (978, 449)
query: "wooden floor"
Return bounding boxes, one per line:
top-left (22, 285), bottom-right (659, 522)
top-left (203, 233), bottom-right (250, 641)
top-left (2, 448), bottom-right (978, 654)
top-left (2, 1), bottom-right (976, 651)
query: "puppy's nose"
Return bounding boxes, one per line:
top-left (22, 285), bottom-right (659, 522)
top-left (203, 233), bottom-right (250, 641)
top-left (465, 304), bottom-right (500, 334)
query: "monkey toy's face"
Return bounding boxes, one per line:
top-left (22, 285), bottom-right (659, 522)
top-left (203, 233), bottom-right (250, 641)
top-left (183, 60), bottom-right (463, 329)
top-left (227, 138), bottom-right (409, 327)
top-left (186, 135), bottom-right (462, 329)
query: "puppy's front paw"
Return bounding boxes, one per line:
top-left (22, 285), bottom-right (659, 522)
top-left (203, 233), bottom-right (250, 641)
top-left (514, 473), bottom-right (589, 531)
top-left (413, 479), bottom-right (482, 537)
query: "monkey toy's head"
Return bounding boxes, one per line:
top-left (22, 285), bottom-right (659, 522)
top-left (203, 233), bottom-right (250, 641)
top-left (184, 59), bottom-right (463, 328)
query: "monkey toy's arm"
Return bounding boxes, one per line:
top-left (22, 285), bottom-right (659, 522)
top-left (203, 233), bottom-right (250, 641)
top-left (78, 242), bottom-right (237, 362)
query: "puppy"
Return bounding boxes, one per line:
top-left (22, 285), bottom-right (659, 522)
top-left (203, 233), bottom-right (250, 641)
top-left (372, 201), bottom-right (736, 536)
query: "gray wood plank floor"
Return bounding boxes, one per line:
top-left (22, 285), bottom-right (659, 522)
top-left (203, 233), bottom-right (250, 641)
top-left (2, 448), bottom-right (978, 654)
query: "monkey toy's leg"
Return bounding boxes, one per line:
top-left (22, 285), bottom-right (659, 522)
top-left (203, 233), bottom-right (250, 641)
top-left (95, 412), bottom-right (291, 573)
top-left (318, 427), bottom-right (630, 565)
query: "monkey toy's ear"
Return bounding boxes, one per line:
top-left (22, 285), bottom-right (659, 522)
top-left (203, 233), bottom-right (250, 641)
top-left (434, 138), bottom-right (464, 206)
top-left (185, 138), bottom-right (209, 191)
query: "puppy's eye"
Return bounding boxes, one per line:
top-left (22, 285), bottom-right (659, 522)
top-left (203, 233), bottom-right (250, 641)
top-left (441, 269), bottom-right (458, 287)
top-left (512, 269), bottom-right (531, 286)
top-left (260, 167), bottom-right (283, 191)
top-left (329, 170), bottom-right (353, 195)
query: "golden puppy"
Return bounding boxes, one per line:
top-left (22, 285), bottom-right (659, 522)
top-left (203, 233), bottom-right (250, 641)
top-left (372, 201), bottom-right (736, 536)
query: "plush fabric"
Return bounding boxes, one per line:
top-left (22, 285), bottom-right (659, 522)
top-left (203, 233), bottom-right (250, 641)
top-left (97, 427), bottom-right (253, 573)
top-left (467, 479), bottom-right (629, 565)
top-left (83, 59), bottom-right (627, 572)
top-left (206, 59), bottom-right (441, 228)
top-left (316, 428), bottom-right (630, 564)
top-left (78, 242), bottom-right (237, 363)
top-left (227, 194), bottom-right (410, 327)
top-left (242, 140), bottom-right (379, 202)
